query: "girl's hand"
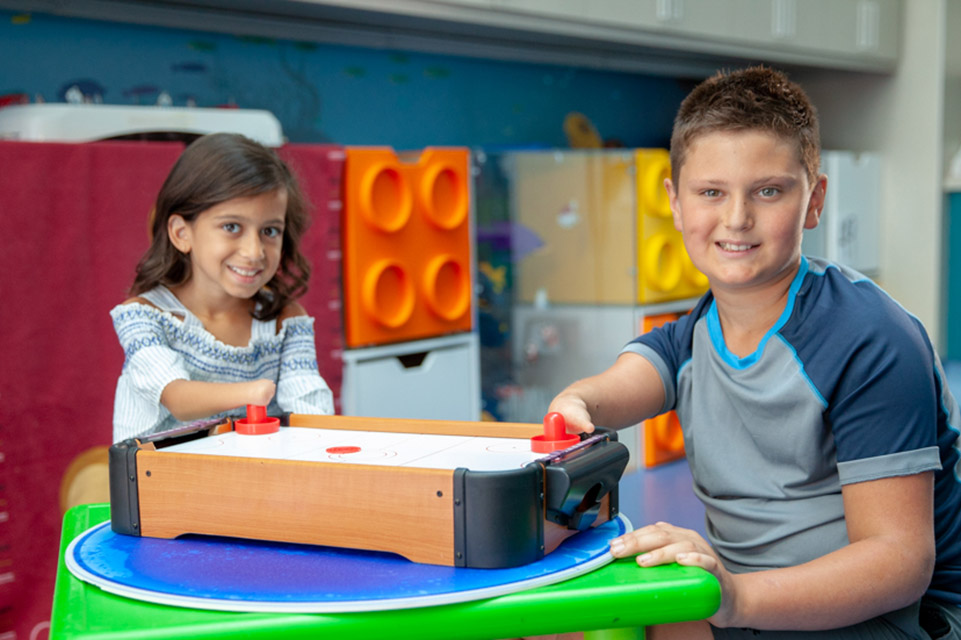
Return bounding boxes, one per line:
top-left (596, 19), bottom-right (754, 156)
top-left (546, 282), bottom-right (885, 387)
top-left (610, 521), bottom-right (740, 628)
top-left (245, 379), bottom-right (277, 408)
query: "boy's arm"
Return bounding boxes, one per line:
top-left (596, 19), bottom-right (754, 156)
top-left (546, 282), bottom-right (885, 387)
top-left (160, 379), bottom-right (276, 422)
top-left (547, 352), bottom-right (667, 434)
top-left (733, 472), bottom-right (935, 630)
top-left (615, 471), bottom-right (935, 631)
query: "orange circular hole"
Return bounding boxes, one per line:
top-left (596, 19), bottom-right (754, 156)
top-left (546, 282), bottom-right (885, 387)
top-left (362, 260), bottom-right (415, 328)
top-left (420, 164), bottom-right (467, 230)
top-left (359, 164), bottom-right (412, 233)
top-left (423, 255), bottom-right (470, 321)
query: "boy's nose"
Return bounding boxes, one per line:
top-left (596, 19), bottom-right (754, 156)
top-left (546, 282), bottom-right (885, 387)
top-left (722, 195), bottom-right (753, 230)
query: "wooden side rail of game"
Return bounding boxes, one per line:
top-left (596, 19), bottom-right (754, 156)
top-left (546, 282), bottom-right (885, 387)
top-left (109, 412), bottom-right (629, 568)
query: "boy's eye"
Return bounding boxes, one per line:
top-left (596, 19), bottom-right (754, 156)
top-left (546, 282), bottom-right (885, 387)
top-left (758, 186), bottom-right (780, 197)
top-left (701, 189), bottom-right (721, 198)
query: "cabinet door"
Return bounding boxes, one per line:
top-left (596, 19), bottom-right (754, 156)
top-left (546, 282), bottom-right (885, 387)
top-left (424, 0), bottom-right (492, 7)
top-left (791, 0), bottom-right (899, 60)
top-left (676, 0), bottom-right (898, 63)
top-left (278, 0), bottom-right (900, 69)
top-left (490, 0), bottom-right (585, 21)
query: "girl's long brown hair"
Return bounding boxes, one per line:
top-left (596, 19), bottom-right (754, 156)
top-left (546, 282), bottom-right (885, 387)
top-left (131, 133), bottom-right (311, 320)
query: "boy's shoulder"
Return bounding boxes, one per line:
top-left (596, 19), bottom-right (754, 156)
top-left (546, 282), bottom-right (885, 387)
top-left (796, 259), bottom-right (917, 335)
top-left (787, 258), bottom-right (933, 382)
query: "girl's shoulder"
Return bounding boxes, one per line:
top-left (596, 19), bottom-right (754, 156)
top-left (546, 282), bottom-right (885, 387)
top-left (278, 300), bottom-right (307, 320)
top-left (119, 296), bottom-right (159, 309)
top-left (111, 288), bottom-right (187, 323)
top-left (275, 301), bottom-right (309, 333)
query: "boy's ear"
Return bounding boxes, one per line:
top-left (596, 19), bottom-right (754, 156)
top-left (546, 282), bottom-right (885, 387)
top-left (804, 174), bottom-right (828, 230)
top-left (167, 214), bottom-right (192, 253)
top-left (665, 178), bottom-right (682, 232)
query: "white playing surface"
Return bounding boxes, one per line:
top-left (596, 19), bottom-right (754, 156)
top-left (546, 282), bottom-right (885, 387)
top-left (161, 427), bottom-right (544, 471)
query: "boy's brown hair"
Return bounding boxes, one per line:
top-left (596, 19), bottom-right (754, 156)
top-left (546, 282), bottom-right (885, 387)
top-left (131, 132), bottom-right (312, 320)
top-left (670, 66), bottom-right (821, 185)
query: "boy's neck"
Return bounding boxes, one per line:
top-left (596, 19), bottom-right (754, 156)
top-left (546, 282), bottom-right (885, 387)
top-left (710, 268), bottom-right (798, 358)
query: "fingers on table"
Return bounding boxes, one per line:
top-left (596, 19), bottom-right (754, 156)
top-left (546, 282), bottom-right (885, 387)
top-left (610, 522), bottom-right (708, 567)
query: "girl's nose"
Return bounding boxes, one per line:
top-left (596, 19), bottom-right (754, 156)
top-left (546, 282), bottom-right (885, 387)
top-left (240, 232), bottom-right (265, 259)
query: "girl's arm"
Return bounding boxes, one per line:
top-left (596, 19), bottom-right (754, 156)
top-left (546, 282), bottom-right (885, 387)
top-left (547, 351), bottom-right (667, 434)
top-left (614, 471), bottom-right (935, 631)
top-left (274, 302), bottom-right (335, 416)
top-left (162, 301), bottom-right (320, 420)
top-left (160, 378), bottom-right (276, 422)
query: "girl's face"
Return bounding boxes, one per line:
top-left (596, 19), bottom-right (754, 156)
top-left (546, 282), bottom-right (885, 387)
top-left (168, 189), bottom-right (287, 305)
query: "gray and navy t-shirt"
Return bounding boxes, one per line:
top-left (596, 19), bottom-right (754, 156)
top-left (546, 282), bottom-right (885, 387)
top-left (623, 256), bottom-right (961, 604)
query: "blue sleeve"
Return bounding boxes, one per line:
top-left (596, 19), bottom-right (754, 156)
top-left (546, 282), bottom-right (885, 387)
top-left (621, 294), bottom-right (711, 413)
top-left (829, 314), bottom-right (940, 483)
top-left (789, 281), bottom-right (941, 484)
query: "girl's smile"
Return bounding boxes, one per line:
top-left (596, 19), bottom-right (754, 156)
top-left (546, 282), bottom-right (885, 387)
top-left (167, 189), bottom-right (288, 310)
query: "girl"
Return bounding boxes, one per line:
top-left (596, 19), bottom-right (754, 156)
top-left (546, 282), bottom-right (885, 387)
top-left (111, 132), bottom-right (334, 442)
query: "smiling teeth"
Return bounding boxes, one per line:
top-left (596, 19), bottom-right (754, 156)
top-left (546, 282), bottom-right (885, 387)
top-left (718, 242), bottom-right (753, 251)
top-left (230, 266), bottom-right (260, 276)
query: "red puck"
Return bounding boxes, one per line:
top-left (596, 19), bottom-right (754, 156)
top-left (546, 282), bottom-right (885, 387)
top-left (326, 446), bottom-right (361, 454)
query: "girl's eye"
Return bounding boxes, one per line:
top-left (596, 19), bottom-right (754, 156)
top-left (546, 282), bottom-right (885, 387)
top-left (222, 223), bottom-right (241, 233)
top-left (262, 227), bottom-right (282, 239)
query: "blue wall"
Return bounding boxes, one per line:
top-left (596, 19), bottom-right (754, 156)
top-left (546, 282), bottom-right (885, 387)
top-left (1, 10), bottom-right (693, 148)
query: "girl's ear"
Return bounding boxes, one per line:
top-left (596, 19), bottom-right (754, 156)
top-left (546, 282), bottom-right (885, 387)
top-left (167, 215), bottom-right (191, 254)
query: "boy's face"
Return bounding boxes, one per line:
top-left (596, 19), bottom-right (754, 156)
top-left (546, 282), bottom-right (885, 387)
top-left (666, 129), bottom-right (826, 298)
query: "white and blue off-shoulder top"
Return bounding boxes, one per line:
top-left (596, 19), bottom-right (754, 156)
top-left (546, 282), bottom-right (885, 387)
top-left (110, 286), bottom-right (334, 442)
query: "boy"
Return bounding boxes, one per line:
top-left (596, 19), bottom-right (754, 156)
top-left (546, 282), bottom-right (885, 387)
top-left (548, 67), bottom-right (961, 639)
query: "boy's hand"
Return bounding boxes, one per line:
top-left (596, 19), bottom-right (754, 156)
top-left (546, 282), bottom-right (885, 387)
top-left (546, 393), bottom-right (596, 434)
top-left (610, 521), bottom-right (740, 628)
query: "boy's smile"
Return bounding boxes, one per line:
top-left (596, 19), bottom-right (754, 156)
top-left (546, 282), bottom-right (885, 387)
top-left (666, 129), bottom-right (825, 299)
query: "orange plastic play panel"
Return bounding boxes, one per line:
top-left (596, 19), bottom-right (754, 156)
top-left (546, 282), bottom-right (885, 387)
top-left (343, 147), bottom-right (472, 347)
top-left (640, 313), bottom-right (687, 467)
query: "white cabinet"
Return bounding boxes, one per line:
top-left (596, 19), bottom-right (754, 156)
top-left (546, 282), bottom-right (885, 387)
top-left (802, 151), bottom-right (881, 276)
top-left (341, 333), bottom-right (481, 421)
top-left (29, 0), bottom-right (897, 73)
top-left (437, 0), bottom-right (901, 69)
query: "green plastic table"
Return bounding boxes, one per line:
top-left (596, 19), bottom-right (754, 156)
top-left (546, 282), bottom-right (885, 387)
top-left (51, 503), bottom-right (720, 640)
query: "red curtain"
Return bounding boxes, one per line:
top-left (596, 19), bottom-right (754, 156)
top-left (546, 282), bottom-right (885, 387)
top-left (0, 140), bottom-right (343, 638)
